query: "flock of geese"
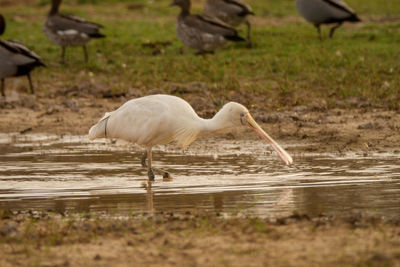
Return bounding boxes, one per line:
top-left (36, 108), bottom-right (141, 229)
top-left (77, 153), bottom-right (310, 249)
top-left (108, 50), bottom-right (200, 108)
top-left (0, 0), bottom-right (361, 97)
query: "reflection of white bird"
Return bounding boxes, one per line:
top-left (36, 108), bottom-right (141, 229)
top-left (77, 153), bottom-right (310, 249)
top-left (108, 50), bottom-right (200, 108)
top-left (296, 0), bottom-right (361, 39)
top-left (88, 94), bottom-right (293, 180)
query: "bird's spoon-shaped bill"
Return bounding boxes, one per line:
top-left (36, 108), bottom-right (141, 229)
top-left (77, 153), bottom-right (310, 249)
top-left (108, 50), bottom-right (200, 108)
top-left (245, 114), bottom-right (293, 165)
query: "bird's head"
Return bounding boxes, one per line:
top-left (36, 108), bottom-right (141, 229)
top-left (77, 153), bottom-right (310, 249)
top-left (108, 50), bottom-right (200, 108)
top-left (219, 102), bottom-right (293, 165)
top-left (0, 15), bottom-right (5, 36)
top-left (170, 0), bottom-right (191, 12)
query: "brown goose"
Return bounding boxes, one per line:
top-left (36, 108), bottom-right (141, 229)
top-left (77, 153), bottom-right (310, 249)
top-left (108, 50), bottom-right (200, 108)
top-left (170, 0), bottom-right (245, 55)
top-left (296, 0), bottom-right (361, 39)
top-left (0, 15), bottom-right (45, 97)
top-left (43, 0), bottom-right (105, 63)
top-left (203, 0), bottom-right (254, 47)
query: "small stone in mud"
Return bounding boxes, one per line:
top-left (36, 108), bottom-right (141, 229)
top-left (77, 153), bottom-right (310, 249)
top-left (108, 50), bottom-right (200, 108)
top-left (19, 127), bottom-right (33, 134)
top-left (62, 98), bottom-right (79, 111)
top-left (292, 105), bottom-right (307, 113)
top-left (357, 122), bottom-right (381, 130)
top-left (308, 100), bottom-right (327, 111)
top-left (257, 113), bottom-right (283, 123)
top-left (0, 221), bottom-right (19, 237)
top-left (20, 95), bottom-right (38, 110)
top-left (94, 254), bottom-right (101, 260)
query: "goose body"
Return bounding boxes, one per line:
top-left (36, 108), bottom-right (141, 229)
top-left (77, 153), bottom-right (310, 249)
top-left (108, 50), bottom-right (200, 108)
top-left (296, 0), bottom-right (360, 38)
top-left (171, 0), bottom-right (245, 54)
top-left (89, 94), bottom-right (293, 180)
top-left (203, 0), bottom-right (254, 46)
top-left (0, 15), bottom-right (45, 97)
top-left (43, 0), bottom-right (105, 63)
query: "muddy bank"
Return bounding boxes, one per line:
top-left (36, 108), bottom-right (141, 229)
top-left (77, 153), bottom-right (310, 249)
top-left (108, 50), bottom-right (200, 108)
top-left (0, 210), bottom-right (399, 267)
top-left (1, 90), bottom-right (400, 154)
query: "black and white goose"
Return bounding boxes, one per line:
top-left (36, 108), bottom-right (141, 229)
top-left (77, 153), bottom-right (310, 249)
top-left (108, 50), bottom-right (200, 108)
top-left (0, 14), bottom-right (45, 97)
top-left (43, 0), bottom-right (105, 63)
top-left (203, 0), bottom-right (254, 47)
top-left (296, 0), bottom-right (361, 39)
top-left (170, 0), bottom-right (245, 55)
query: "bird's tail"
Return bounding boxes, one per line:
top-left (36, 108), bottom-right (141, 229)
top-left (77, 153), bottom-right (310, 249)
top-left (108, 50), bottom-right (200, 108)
top-left (349, 14), bottom-right (361, 22)
top-left (225, 34), bottom-right (246, 42)
top-left (88, 112), bottom-right (112, 140)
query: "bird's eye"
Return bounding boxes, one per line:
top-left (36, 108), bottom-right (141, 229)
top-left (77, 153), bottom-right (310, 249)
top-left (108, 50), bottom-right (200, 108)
top-left (240, 113), bottom-right (247, 125)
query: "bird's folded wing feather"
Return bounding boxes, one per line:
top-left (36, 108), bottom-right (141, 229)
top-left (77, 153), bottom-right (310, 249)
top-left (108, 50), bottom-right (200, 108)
top-left (48, 14), bottom-right (104, 36)
top-left (0, 40), bottom-right (42, 65)
top-left (2, 40), bottom-right (43, 63)
top-left (322, 0), bottom-right (356, 15)
top-left (223, 0), bottom-right (254, 16)
top-left (188, 14), bottom-right (237, 36)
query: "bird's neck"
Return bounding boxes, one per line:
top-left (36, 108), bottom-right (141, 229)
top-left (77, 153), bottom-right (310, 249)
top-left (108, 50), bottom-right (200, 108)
top-left (178, 3), bottom-right (191, 17)
top-left (0, 15), bottom-right (5, 36)
top-left (200, 108), bottom-right (235, 136)
top-left (49, 0), bottom-right (61, 15)
top-left (179, 10), bottom-right (190, 17)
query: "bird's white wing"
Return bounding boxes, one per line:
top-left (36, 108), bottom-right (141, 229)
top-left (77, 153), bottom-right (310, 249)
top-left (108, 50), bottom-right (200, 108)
top-left (105, 97), bottom-right (175, 146)
top-left (89, 95), bottom-right (203, 148)
top-left (323, 0), bottom-right (356, 15)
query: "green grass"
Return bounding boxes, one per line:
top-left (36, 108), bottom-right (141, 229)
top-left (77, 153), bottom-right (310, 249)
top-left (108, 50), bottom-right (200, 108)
top-left (1, 0), bottom-right (400, 109)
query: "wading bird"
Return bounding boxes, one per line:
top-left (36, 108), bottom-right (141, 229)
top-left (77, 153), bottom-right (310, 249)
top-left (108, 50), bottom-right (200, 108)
top-left (170, 0), bottom-right (245, 55)
top-left (88, 94), bottom-right (293, 180)
top-left (295, 0), bottom-right (361, 39)
top-left (203, 0), bottom-right (254, 47)
top-left (0, 14), bottom-right (45, 97)
top-left (43, 0), bottom-right (105, 63)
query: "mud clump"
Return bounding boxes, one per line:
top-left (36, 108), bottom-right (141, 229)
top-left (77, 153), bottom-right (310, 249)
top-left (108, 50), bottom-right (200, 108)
top-left (0, 211), bottom-right (399, 267)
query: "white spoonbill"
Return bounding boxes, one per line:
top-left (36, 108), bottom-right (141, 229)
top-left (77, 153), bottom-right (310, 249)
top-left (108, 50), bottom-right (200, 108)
top-left (88, 94), bottom-right (293, 180)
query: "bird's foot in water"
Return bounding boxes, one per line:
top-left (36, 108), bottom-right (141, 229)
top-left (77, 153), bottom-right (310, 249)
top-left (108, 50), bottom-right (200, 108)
top-left (146, 168), bottom-right (172, 180)
top-left (148, 169), bottom-right (155, 181)
top-left (152, 167), bottom-right (173, 180)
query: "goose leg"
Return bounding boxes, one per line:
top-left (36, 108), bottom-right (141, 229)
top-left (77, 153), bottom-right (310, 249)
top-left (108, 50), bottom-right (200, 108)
top-left (26, 73), bottom-right (34, 94)
top-left (316, 25), bottom-right (322, 40)
top-left (245, 20), bottom-right (252, 48)
top-left (61, 46), bottom-right (66, 64)
top-left (83, 45), bottom-right (88, 63)
top-left (329, 22), bottom-right (343, 38)
top-left (1, 79), bottom-right (5, 97)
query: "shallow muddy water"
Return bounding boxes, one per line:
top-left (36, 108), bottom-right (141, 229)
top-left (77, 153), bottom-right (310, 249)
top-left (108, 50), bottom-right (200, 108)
top-left (0, 133), bottom-right (399, 219)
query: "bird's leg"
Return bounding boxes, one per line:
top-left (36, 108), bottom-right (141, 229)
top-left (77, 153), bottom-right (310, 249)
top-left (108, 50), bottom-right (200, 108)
top-left (141, 151), bottom-right (147, 168)
top-left (147, 148), bottom-right (155, 181)
top-left (143, 148), bottom-right (171, 179)
top-left (61, 46), bottom-right (66, 64)
top-left (83, 45), bottom-right (88, 63)
top-left (329, 22), bottom-right (342, 38)
top-left (245, 20), bottom-right (252, 48)
top-left (1, 79), bottom-right (5, 97)
top-left (316, 25), bottom-right (322, 40)
top-left (26, 73), bottom-right (34, 94)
